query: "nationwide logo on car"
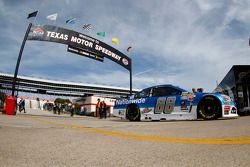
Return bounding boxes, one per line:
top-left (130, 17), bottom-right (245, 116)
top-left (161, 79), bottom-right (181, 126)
top-left (32, 27), bottom-right (44, 36)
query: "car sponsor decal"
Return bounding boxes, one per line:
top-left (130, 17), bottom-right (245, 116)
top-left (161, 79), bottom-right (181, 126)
top-left (180, 101), bottom-right (188, 112)
top-left (224, 106), bottom-right (230, 115)
top-left (222, 95), bottom-right (231, 102)
top-left (204, 96), bottom-right (214, 100)
top-left (142, 108), bottom-right (153, 113)
top-left (155, 97), bottom-right (176, 114)
top-left (181, 92), bottom-right (195, 102)
top-left (116, 98), bottom-right (146, 105)
top-left (231, 107), bottom-right (237, 114)
top-left (222, 95), bottom-right (232, 105)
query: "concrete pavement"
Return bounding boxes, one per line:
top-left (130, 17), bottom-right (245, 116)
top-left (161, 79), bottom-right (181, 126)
top-left (16, 108), bottom-right (85, 118)
top-left (0, 109), bottom-right (250, 167)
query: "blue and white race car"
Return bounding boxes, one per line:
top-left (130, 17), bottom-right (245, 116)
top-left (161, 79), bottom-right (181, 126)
top-left (113, 85), bottom-right (238, 121)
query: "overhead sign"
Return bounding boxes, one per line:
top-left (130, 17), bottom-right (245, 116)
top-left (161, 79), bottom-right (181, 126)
top-left (27, 25), bottom-right (131, 70)
top-left (67, 45), bottom-right (104, 62)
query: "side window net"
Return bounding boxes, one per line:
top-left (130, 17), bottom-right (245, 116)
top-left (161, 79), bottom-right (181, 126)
top-left (153, 87), bottom-right (181, 97)
top-left (134, 89), bottom-right (150, 98)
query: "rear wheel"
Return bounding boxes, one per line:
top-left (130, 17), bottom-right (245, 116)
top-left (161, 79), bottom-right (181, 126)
top-left (197, 96), bottom-right (221, 120)
top-left (126, 104), bottom-right (140, 121)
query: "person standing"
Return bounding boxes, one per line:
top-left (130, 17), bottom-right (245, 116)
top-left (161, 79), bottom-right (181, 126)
top-left (100, 101), bottom-right (107, 119)
top-left (53, 104), bottom-right (57, 114)
top-left (57, 104), bottom-right (61, 115)
top-left (71, 104), bottom-right (75, 117)
top-left (19, 98), bottom-right (26, 113)
top-left (96, 99), bottom-right (101, 118)
top-left (68, 103), bottom-right (74, 117)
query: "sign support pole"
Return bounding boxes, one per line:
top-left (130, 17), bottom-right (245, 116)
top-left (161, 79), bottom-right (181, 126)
top-left (11, 23), bottom-right (32, 96)
top-left (130, 67), bottom-right (132, 96)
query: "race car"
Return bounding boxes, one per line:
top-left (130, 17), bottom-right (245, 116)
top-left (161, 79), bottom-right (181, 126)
top-left (113, 85), bottom-right (238, 121)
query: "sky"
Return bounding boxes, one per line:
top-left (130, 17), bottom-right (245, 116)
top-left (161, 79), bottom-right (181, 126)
top-left (1, 0), bottom-right (250, 92)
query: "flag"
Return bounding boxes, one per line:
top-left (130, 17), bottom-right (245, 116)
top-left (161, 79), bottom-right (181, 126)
top-left (127, 46), bottom-right (132, 52)
top-left (112, 37), bottom-right (119, 45)
top-left (27, 11), bottom-right (38, 19)
top-left (47, 13), bottom-right (58, 21)
top-left (83, 24), bottom-right (92, 31)
top-left (66, 18), bottom-right (76, 24)
top-left (97, 32), bottom-right (105, 37)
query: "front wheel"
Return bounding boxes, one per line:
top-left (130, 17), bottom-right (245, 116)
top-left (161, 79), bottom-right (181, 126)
top-left (197, 96), bottom-right (221, 120)
top-left (126, 104), bottom-right (140, 121)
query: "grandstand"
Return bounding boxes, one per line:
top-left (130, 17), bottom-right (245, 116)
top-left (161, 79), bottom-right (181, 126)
top-left (0, 72), bottom-right (139, 99)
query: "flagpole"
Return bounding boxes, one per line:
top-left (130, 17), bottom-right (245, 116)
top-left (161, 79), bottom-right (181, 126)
top-left (128, 49), bottom-right (132, 96)
top-left (34, 17), bottom-right (37, 25)
top-left (11, 23), bottom-right (32, 96)
top-left (54, 13), bottom-right (58, 25)
top-left (33, 13), bottom-right (38, 25)
top-left (130, 62), bottom-right (132, 96)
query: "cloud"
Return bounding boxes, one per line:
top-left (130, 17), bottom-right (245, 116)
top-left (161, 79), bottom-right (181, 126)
top-left (0, 0), bottom-right (250, 93)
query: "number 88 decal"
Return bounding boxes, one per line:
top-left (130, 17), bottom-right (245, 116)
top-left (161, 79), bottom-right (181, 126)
top-left (155, 97), bottom-right (176, 114)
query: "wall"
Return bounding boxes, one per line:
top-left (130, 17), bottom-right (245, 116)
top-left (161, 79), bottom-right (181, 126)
top-left (17, 97), bottom-right (53, 110)
top-left (74, 96), bottom-right (116, 115)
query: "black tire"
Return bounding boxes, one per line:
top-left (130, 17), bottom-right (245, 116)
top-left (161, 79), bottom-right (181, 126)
top-left (197, 96), bottom-right (221, 120)
top-left (126, 104), bottom-right (140, 121)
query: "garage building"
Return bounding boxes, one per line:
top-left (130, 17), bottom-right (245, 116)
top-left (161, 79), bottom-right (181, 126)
top-left (214, 65), bottom-right (250, 115)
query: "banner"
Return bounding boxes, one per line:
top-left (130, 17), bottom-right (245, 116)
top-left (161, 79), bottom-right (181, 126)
top-left (67, 45), bottom-right (104, 62)
top-left (27, 25), bottom-right (131, 70)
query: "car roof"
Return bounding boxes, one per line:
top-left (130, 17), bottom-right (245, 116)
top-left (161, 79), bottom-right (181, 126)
top-left (141, 84), bottom-right (188, 92)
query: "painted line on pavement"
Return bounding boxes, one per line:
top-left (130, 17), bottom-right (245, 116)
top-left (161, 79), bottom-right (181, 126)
top-left (32, 117), bottom-right (250, 145)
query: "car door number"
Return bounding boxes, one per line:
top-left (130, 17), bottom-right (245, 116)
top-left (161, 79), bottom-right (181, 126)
top-left (155, 97), bottom-right (176, 114)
